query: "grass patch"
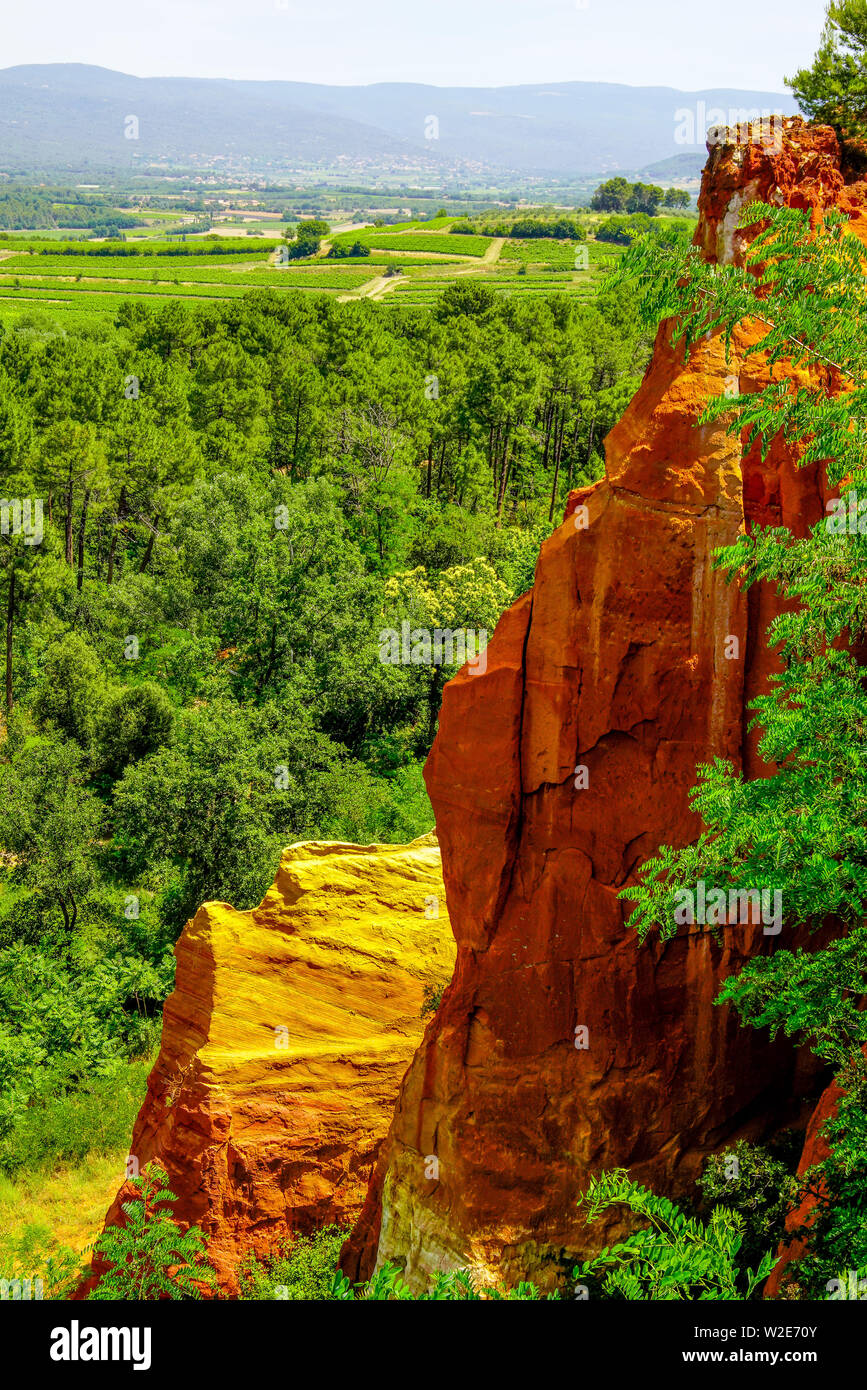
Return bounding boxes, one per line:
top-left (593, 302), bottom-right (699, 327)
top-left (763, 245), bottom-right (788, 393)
top-left (0, 1059), bottom-right (151, 1175)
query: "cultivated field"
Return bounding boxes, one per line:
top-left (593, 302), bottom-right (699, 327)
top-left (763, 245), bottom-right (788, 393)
top-left (0, 215), bottom-right (659, 324)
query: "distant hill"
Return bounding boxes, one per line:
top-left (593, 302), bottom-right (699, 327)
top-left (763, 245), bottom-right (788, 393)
top-left (0, 65), bottom-right (799, 181)
top-left (638, 152), bottom-right (707, 182)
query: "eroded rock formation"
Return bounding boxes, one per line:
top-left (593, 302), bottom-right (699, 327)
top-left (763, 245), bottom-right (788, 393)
top-left (342, 120), bottom-right (866, 1292)
top-left (90, 835), bottom-right (453, 1295)
top-left (763, 1078), bottom-right (843, 1299)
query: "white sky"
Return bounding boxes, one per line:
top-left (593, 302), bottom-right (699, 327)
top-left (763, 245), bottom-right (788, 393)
top-left (1, 0), bottom-right (826, 90)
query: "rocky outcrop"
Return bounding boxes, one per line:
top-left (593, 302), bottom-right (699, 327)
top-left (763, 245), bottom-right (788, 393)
top-left (762, 1079), bottom-right (842, 1298)
top-left (342, 120), bottom-right (865, 1292)
top-left (90, 835), bottom-right (454, 1296)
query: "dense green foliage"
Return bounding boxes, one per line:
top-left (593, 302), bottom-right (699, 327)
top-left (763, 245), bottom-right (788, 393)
top-left (328, 240), bottom-right (370, 258)
top-left (506, 217), bottom-right (586, 240)
top-left (38, 239), bottom-right (281, 258)
top-left (596, 213), bottom-right (654, 245)
top-left (0, 189), bottom-right (144, 235)
top-left (240, 1224), bottom-right (553, 1299)
top-left (698, 1139), bottom-right (800, 1275)
top-left (332, 1264), bottom-right (552, 1300)
top-left (591, 179), bottom-right (690, 215)
top-left (0, 1060), bottom-right (150, 1176)
top-left (239, 1225), bottom-right (349, 1300)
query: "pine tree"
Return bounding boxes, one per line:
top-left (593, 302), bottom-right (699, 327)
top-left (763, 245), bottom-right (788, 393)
top-left (787, 1), bottom-right (867, 144)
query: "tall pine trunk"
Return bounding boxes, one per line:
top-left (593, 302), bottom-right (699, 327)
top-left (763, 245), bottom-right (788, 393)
top-left (5, 560), bottom-right (15, 716)
top-left (76, 489), bottom-right (91, 592)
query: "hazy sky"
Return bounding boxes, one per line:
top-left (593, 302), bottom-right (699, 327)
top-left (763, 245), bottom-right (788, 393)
top-left (3, 0), bottom-right (826, 91)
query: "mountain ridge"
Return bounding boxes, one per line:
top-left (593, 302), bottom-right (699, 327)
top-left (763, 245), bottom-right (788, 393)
top-left (0, 63), bottom-right (799, 180)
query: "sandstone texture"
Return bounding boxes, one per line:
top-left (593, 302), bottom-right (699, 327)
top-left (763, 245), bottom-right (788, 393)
top-left (764, 1077), bottom-right (846, 1299)
top-left (91, 834), bottom-right (453, 1295)
top-left (342, 120), bottom-right (865, 1292)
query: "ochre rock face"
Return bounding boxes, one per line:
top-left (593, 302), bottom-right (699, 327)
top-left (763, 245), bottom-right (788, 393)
top-left (763, 1078), bottom-right (842, 1299)
top-left (90, 835), bottom-right (453, 1296)
top-left (342, 120), bottom-right (866, 1292)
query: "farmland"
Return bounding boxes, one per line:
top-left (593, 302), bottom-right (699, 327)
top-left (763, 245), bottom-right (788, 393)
top-left (0, 213), bottom-right (684, 325)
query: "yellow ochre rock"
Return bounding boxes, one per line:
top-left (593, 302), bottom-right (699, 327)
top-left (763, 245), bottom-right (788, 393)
top-left (92, 833), bottom-right (453, 1295)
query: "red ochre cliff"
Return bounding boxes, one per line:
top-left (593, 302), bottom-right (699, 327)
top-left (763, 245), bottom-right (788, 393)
top-left (341, 119), bottom-right (867, 1292)
top-left (87, 835), bottom-right (454, 1296)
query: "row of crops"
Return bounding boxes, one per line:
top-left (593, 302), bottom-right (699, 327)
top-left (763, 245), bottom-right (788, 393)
top-left (0, 225), bottom-right (626, 322)
top-left (329, 228), bottom-right (493, 257)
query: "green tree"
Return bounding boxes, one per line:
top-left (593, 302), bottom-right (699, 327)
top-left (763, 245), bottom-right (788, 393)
top-left (787, 1), bottom-right (867, 145)
top-left (95, 682), bottom-right (175, 778)
top-left (0, 732), bottom-right (101, 940)
top-left (698, 1140), bottom-right (800, 1274)
top-left (289, 218), bottom-right (329, 239)
top-left (591, 177), bottom-right (633, 212)
top-left (626, 182), bottom-right (665, 216)
top-left (239, 1226), bottom-right (348, 1300)
top-left (32, 632), bottom-right (106, 746)
top-left (285, 235), bottom-right (320, 260)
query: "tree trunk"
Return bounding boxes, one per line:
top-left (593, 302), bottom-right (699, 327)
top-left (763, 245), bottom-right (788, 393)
top-left (548, 411), bottom-right (567, 523)
top-left (565, 414), bottom-right (581, 495)
top-left (64, 470), bottom-right (75, 567)
top-left (76, 489), bottom-right (91, 592)
top-left (585, 410), bottom-right (597, 471)
top-left (293, 397), bottom-right (302, 473)
top-left (495, 440), bottom-right (512, 525)
top-left (541, 399), bottom-right (556, 472)
top-left (107, 486), bottom-right (128, 586)
top-left (58, 894), bottom-right (71, 936)
top-left (5, 559), bottom-right (14, 716)
top-left (436, 437), bottom-right (447, 495)
top-left (139, 513), bottom-right (159, 573)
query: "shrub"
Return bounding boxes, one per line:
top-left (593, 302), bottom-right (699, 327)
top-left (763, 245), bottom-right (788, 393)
top-left (698, 1139), bottom-right (799, 1273)
top-left (332, 1263), bottom-right (553, 1300)
top-left (574, 1169), bottom-right (779, 1300)
top-left (88, 1164), bottom-right (216, 1300)
top-left (239, 1226), bottom-right (349, 1300)
top-left (0, 1060), bottom-right (151, 1175)
top-left (240, 1225), bottom-right (553, 1300)
top-left (421, 982), bottom-right (443, 1018)
top-left (32, 633), bottom-right (105, 746)
top-left (596, 214), bottom-right (652, 246)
